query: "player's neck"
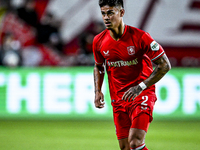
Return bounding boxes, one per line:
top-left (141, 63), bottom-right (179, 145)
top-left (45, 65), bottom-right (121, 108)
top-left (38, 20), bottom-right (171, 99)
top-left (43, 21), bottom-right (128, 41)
top-left (109, 22), bottom-right (125, 41)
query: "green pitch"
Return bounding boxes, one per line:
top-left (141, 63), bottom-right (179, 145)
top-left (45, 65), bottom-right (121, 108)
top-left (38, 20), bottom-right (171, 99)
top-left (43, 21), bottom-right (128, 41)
top-left (0, 120), bottom-right (199, 150)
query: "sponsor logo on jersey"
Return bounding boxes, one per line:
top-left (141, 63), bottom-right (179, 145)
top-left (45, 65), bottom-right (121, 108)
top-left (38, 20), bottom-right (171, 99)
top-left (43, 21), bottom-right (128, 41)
top-left (107, 58), bottom-right (138, 67)
top-left (103, 50), bottom-right (110, 56)
top-left (127, 46), bottom-right (135, 55)
top-left (150, 41), bottom-right (159, 51)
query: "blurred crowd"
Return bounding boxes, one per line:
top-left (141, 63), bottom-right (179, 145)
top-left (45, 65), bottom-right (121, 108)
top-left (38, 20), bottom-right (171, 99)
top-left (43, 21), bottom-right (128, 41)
top-left (0, 0), bottom-right (105, 67)
top-left (0, 0), bottom-right (199, 68)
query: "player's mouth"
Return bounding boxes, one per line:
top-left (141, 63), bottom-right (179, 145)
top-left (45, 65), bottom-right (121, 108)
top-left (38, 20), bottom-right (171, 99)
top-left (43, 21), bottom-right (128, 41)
top-left (105, 22), bottom-right (112, 27)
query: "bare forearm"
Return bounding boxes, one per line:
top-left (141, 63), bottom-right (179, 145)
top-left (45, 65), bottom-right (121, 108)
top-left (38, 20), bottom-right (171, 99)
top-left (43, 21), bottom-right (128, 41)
top-left (144, 54), bottom-right (171, 87)
top-left (94, 64), bottom-right (105, 92)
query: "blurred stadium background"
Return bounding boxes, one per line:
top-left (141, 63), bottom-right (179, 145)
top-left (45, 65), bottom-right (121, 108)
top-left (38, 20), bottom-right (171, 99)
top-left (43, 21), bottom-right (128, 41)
top-left (0, 0), bottom-right (200, 149)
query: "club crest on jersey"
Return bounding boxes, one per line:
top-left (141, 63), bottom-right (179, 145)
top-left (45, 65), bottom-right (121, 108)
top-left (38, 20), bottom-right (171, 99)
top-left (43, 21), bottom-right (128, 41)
top-left (103, 50), bottom-right (109, 56)
top-left (150, 41), bottom-right (159, 51)
top-left (127, 46), bottom-right (135, 55)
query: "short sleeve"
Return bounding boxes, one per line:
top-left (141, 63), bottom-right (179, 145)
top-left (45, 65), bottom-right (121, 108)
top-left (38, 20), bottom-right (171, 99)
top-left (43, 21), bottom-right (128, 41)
top-left (93, 36), bottom-right (105, 64)
top-left (141, 32), bottom-right (165, 61)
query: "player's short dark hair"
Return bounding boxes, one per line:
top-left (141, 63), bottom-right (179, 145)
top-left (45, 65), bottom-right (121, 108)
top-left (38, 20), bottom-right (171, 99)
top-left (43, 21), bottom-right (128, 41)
top-left (99, 0), bottom-right (124, 8)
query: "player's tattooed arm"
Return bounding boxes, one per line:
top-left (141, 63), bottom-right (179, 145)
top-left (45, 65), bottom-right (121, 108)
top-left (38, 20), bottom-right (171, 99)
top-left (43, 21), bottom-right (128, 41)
top-left (122, 53), bottom-right (171, 102)
top-left (94, 64), bottom-right (105, 108)
top-left (144, 53), bottom-right (171, 87)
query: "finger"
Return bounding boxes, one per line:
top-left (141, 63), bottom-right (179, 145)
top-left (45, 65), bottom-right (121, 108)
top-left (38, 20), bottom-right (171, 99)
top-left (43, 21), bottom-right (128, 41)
top-left (95, 102), bottom-right (99, 108)
top-left (100, 99), bottom-right (105, 104)
top-left (100, 98), bottom-right (104, 103)
top-left (124, 92), bottom-right (132, 101)
top-left (100, 103), bottom-right (105, 107)
top-left (127, 94), bottom-right (133, 102)
top-left (101, 95), bottom-right (104, 101)
top-left (122, 93), bottom-right (126, 101)
top-left (98, 102), bottom-right (105, 108)
top-left (122, 91), bottom-right (129, 101)
top-left (99, 97), bottom-right (104, 105)
top-left (132, 94), bottom-right (138, 100)
top-left (94, 100), bottom-right (101, 108)
top-left (96, 103), bottom-right (104, 108)
top-left (95, 99), bottom-right (105, 108)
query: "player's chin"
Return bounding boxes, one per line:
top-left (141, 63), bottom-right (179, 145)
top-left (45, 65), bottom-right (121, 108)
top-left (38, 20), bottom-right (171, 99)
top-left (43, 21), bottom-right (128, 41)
top-left (105, 24), bottom-right (112, 29)
top-left (106, 26), bottom-right (113, 30)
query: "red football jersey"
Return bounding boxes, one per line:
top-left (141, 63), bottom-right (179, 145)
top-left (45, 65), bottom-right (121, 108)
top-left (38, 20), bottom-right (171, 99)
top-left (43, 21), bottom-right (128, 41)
top-left (93, 25), bottom-right (165, 103)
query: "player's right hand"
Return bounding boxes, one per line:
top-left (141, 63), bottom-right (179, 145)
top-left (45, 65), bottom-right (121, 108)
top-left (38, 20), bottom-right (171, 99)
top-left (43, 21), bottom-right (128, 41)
top-left (94, 91), bottom-right (105, 109)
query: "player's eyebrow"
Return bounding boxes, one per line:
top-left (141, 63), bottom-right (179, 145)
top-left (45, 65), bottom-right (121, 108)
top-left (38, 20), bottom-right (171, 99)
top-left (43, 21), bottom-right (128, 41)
top-left (107, 9), bottom-right (114, 12)
top-left (101, 9), bottom-right (114, 14)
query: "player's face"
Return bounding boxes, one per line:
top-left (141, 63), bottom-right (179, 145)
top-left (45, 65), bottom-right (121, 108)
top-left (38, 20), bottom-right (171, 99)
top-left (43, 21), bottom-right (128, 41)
top-left (100, 5), bottom-right (124, 30)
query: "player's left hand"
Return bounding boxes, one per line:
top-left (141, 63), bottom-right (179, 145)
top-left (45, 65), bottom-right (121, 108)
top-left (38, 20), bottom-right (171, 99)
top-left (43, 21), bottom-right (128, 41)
top-left (122, 85), bottom-right (143, 102)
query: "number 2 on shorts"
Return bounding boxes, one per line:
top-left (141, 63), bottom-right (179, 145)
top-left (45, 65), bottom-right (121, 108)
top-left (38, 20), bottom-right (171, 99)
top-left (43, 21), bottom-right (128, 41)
top-left (141, 96), bottom-right (148, 110)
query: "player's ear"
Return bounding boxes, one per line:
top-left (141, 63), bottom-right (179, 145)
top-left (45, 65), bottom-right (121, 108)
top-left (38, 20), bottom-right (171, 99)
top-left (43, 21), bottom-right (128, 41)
top-left (120, 9), bottom-right (125, 17)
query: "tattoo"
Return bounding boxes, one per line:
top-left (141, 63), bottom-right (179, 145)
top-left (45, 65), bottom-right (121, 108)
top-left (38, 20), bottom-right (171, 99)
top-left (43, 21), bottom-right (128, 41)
top-left (144, 54), bottom-right (171, 87)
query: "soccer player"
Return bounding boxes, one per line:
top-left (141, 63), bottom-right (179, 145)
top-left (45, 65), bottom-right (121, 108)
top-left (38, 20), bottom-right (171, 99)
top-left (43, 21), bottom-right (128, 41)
top-left (93, 0), bottom-right (171, 150)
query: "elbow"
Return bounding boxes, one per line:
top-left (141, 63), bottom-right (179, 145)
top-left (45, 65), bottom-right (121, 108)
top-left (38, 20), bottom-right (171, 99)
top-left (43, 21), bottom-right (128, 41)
top-left (94, 63), bottom-right (105, 74)
top-left (167, 61), bottom-right (171, 72)
top-left (166, 56), bottom-right (172, 72)
top-left (158, 62), bottom-right (171, 75)
top-left (164, 62), bottom-right (171, 73)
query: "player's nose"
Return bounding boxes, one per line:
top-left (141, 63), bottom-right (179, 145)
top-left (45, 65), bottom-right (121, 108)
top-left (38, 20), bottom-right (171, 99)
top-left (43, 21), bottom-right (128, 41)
top-left (103, 14), bottom-right (109, 20)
